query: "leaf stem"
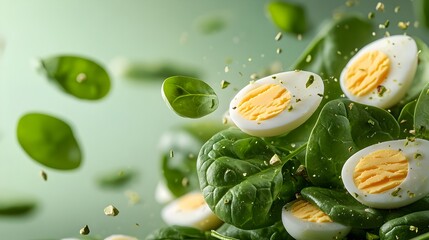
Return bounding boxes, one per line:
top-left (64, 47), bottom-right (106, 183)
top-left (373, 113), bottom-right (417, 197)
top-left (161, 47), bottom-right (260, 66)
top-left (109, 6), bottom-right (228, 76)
top-left (281, 142), bottom-right (307, 165)
top-left (210, 230), bottom-right (239, 240)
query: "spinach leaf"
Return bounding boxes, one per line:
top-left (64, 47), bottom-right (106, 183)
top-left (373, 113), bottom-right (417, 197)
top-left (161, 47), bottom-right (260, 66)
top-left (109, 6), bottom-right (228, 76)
top-left (197, 127), bottom-right (306, 229)
top-left (216, 221), bottom-right (293, 240)
top-left (274, 16), bottom-right (373, 153)
top-left (414, 82), bottom-right (429, 139)
top-left (411, 232), bottom-right (429, 240)
top-left (0, 195), bottom-right (37, 216)
top-left (379, 211), bottom-right (429, 240)
top-left (306, 99), bottom-right (400, 188)
top-left (301, 187), bottom-right (386, 228)
top-left (41, 55), bottom-right (110, 100)
top-left (162, 76), bottom-right (218, 118)
top-left (17, 113), bottom-right (82, 170)
top-left (196, 14), bottom-right (227, 35)
top-left (414, 0), bottom-right (429, 29)
top-left (398, 100), bottom-right (416, 139)
top-left (159, 122), bottom-right (226, 197)
top-left (266, 1), bottom-right (307, 34)
top-left (145, 225), bottom-right (213, 240)
top-left (96, 168), bottom-right (137, 189)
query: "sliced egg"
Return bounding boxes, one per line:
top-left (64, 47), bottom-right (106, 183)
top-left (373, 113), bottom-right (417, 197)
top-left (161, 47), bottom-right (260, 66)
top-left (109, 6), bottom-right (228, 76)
top-left (340, 35), bottom-right (418, 108)
top-left (104, 235), bottom-right (138, 240)
top-left (229, 71), bottom-right (324, 137)
top-left (342, 138), bottom-right (429, 209)
top-left (161, 191), bottom-right (222, 231)
top-left (281, 199), bottom-right (351, 240)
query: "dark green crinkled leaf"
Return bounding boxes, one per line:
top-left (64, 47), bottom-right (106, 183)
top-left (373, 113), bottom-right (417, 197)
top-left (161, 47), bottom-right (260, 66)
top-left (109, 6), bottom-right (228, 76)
top-left (306, 99), bottom-right (400, 188)
top-left (301, 187), bottom-right (386, 228)
top-left (162, 76), bottom-right (218, 118)
top-left (41, 55), bottom-right (110, 100)
top-left (414, 82), bottom-right (429, 139)
top-left (398, 100), bottom-right (417, 139)
top-left (0, 195), bottom-right (37, 216)
top-left (197, 128), bottom-right (305, 229)
top-left (380, 211), bottom-right (429, 240)
top-left (266, 1), bottom-right (307, 34)
top-left (17, 113), bottom-right (82, 170)
top-left (96, 168), bottom-right (137, 189)
top-left (159, 122), bottom-right (226, 197)
top-left (216, 221), bottom-right (293, 240)
top-left (274, 16), bottom-right (373, 155)
top-left (145, 225), bottom-right (213, 240)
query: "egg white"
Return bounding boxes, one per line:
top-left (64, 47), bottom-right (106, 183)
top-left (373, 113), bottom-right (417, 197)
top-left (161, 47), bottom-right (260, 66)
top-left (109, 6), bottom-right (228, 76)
top-left (161, 191), bottom-right (222, 231)
top-left (342, 138), bottom-right (429, 209)
top-left (340, 35), bottom-right (418, 109)
top-left (104, 235), bottom-right (138, 240)
top-left (229, 71), bottom-right (324, 137)
top-left (281, 200), bottom-right (351, 240)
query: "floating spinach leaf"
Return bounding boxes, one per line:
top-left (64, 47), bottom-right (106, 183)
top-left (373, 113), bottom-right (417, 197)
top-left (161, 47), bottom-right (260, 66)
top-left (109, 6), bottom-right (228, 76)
top-left (414, 0), bottom-right (429, 29)
top-left (398, 100), bottom-right (416, 138)
top-left (415, 82), bottom-right (429, 139)
top-left (197, 127), bottom-right (306, 229)
top-left (266, 1), bottom-right (307, 34)
top-left (159, 122), bottom-right (226, 197)
top-left (216, 221), bottom-right (293, 240)
top-left (145, 225), bottom-right (213, 240)
top-left (41, 55), bottom-right (110, 100)
top-left (162, 76), bottom-right (218, 118)
top-left (96, 168), bottom-right (137, 189)
top-left (196, 14), bottom-right (227, 35)
top-left (17, 113), bottom-right (82, 170)
top-left (301, 187), bottom-right (386, 228)
top-left (0, 195), bottom-right (37, 216)
top-left (380, 211), bottom-right (429, 240)
top-left (274, 16), bottom-right (373, 154)
top-left (306, 99), bottom-right (400, 188)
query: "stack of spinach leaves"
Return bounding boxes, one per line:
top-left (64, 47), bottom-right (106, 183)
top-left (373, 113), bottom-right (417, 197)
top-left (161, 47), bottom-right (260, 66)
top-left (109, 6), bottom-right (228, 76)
top-left (151, 15), bottom-right (429, 240)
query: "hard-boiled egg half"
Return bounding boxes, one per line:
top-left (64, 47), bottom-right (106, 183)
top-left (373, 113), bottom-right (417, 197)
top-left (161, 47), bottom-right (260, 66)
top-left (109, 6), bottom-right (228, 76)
top-left (342, 138), bottom-right (429, 209)
top-left (281, 199), bottom-right (351, 240)
top-left (340, 35), bottom-right (418, 109)
top-left (104, 235), bottom-right (138, 240)
top-left (229, 71), bottom-right (324, 137)
top-left (161, 191), bottom-right (222, 230)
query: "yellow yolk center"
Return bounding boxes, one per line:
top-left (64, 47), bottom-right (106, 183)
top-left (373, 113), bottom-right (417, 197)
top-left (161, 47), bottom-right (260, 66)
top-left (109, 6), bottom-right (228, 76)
top-left (177, 193), bottom-right (206, 212)
top-left (237, 84), bottom-right (291, 121)
top-left (291, 199), bottom-right (332, 223)
top-left (353, 149), bottom-right (409, 194)
top-left (346, 50), bottom-right (390, 96)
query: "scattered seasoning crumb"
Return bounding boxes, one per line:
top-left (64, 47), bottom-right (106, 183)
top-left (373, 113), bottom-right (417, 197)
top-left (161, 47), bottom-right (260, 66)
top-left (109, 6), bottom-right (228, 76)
top-left (297, 34), bottom-right (302, 41)
top-left (269, 154), bottom-right (281, 165)
top-left (276, 48), bottom-right (282, 54)
top-left (125, 191), bottom-right (141, 205)
top-left (377, 85), bottom-right (387, 97)
top-left (306, 75), bottom-right (315, 88)
top-left (398, 21), bottom-right (409, 30)
top-left (224, 66), bottom-right (229, 73)
top-left (295, 98), bottom-right (301, 103)
top-left (104, 205), bottom-right (120, 216)
top-left (220, 80), bottom-right (230, 89)
top-left (295, 165), bottom-right (307, 176)
top-left (391, 188), bottom-right (401, 197)
top-left (414, 153), bottom-right (422, 159)
top-left (409, 225), bottom-right (418, 233)
top-left (354, 192), bottom-right (359, 198)
top-left (348, 146), bottom-right (353, 152)
top-left (384, 31), bottom-right (391, 37)
top-left (345, 0), bottom-right (356, 7)
top-left (40, 170), bottom-right (48, 181)
top-left (384, 20), bottom-right (390, 28)
top-left (275, 32), bottom-right (282, 41)
top-left (76, 73), bottom-right (87, 83)
top-left (414, 21), bottom-right (420, 28)
top-left (169, 150), bottom-right (174, 158)
top-left (409, 129), bottom-right (416, 135)
top-left (394, 6), bottom-right (400, 13)
top-left (288, 105), bottom-right (293, 111)
top-left (348, 102), bottom-right (354, 110)
top-left (242, 173), bottom-right (247, 177)
top-left (317, 93), bottom-right (324, 97)
top-left (375, 2), bottom-right (384, 12)
top-left (181, 177), bottom-right (189, 187)
top-left (248, 58), bottom-right (252, 62)
top-left (400, 119), bottom-right (407, 124)
top-left (368, 12), bottom-right (375, 19)
top-left (305, 55), bottom-right (312, 63)
top-left (250, 73), bottom-right (258, 80)
top-left (368, 119), bottom-right (375, 126)
top-left (80, 225), bottom-right (90, 235)
top-left (238, 72), bottom-right (243, 76)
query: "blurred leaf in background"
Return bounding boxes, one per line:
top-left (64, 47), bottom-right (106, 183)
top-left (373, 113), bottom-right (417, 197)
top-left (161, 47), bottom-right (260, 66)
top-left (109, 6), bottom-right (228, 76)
top-left (17, 112), bottom-right (82, 170)
top-left (0, 194), bottom-right (37, 217)
top-left (96, 168), bottom-right (137, 189)
top-left (40, 55), bottom-right (111, 100)
top-left (195, 13), bottom-right (228, 35)
top-left (414, 0), bottom-right (429, 29)
top-left (266, 1), bottom-right (308, 35)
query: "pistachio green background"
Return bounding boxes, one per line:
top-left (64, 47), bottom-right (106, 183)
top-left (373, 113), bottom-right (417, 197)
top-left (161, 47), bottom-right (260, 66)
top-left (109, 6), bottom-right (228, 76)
top-left (0, 0), bottom-right (427, 239)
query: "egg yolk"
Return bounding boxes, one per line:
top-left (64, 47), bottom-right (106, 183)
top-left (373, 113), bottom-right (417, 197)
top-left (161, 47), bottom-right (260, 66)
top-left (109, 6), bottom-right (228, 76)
top-left (353, 149), bottom-right (408, 194)
top-left (237, 84), bottom-right (291, 121)
top-left (177, 193), bottom-right (206, 212)
top-left (345, 50), bottom-right (390, 96)
top-left (291, 199), bottom-right (332, 223)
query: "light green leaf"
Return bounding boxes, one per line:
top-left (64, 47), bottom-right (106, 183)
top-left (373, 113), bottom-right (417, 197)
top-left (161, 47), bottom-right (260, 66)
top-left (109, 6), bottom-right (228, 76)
top-left (266, 1), bottom-right (307, 34)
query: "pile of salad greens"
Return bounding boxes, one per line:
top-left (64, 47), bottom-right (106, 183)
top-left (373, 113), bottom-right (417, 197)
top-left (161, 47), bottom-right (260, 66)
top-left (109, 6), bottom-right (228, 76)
top-left (153, 10), bottom-right (429, 240)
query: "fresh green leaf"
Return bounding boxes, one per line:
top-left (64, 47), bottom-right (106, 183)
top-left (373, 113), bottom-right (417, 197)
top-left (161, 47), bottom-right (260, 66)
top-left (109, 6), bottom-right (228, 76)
top-left (266, 1), bottom-right (307, 34)
top-left (159, 122), bottom-right (226, 197)
top-left (162, 76), bottom-right (218, 118)
top-left (415, 82), bottom-right (429, 139)
top-left (196, 14), bottom-right (227, 35)
top-left (40, 55), bottom-right (110, 100)
top-left (306, 99), bottom-right (400, 188)
top-left (380, 211), bottom-right (429, 240)
top-left (96, 168), bottom-right (137, 189)
top-left (301, 187), bottom-right (386, 228)
top-left (145, 225), bottom-right (213, 240)
top-left (411, 232), bottom-right (429, 240)
top-left (414, 0), bottom-right (429, 29)
top-left (197, 128), bottom-right (306, 229)
top-left (398, 100), bottom-right (416, 138)
top-left (216, 221), bottom-right (293, 240)
top-left (211, 230), bottom-right (239, 240)
top-left (17, 113), bottom-right (82, 170)
top-left (0, 195), bottom-right (37, 216)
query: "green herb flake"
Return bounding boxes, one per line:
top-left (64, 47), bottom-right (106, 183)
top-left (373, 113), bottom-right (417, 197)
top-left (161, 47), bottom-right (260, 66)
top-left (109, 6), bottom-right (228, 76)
top-left (40, 170), bottom-right (48, 181)
top-left (414, 153), bottom-right (422, 159)
top-left (368, 119), bottom-right (376, 126)
top-left (104, 205), bottom-right (119, 217)
top-left (376, 2), bottom-right (385, 12)
top-left (398, 21), bottom-right (409, 30)
top-left (288, 105), bottom-right (294, 111)
top-left (79, 225), bottom-right (90, 235)
top-left (384, 20), bottom-right (390, 28)
top-left (220, 80), bottom-right (230, 89)
top-left (181, 177), bottom-right (190, 187)
top-left (366, 232), bottom-right (380, 240)
top-left (275, 32), bottom-right (282, 41)
top-left (306, 75), bottom-right (315, 88)
top-left (391, 188), bottom-right (402, 197)
top-left (368, 12), bottom-right (375, 19)
top-left (394, 6), bottom-right (400, 13)
top-left (276, 48), bottom-right (282, 54)
top-left (377, 85), bottom-right (387, 97)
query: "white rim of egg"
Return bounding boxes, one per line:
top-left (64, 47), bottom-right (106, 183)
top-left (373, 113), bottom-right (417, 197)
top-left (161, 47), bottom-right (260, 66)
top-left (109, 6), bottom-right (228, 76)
top-left (104, 234), bottom-right (138, 240)
top-left (340, 35), bottom-right (418, 109)
top-left (229, 71), bottom-right (324, 137)
top-left (341, 138), bottom-right (429, 209)
top-left (281, 200), bottom-right (351, 240)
